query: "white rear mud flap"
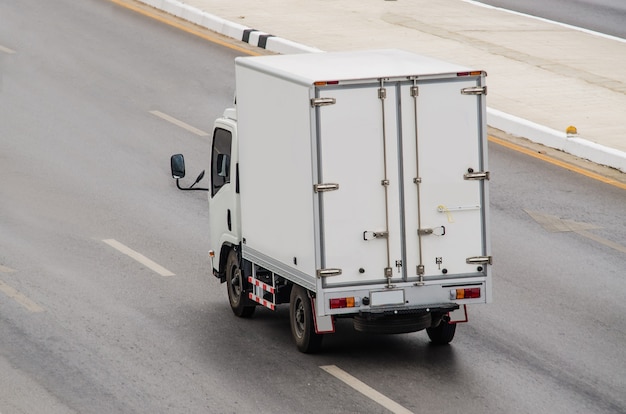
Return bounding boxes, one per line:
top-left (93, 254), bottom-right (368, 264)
top-left (312, 297), bottom-right (335, 333)
top-left (449, 304), bottom-right (468, 324)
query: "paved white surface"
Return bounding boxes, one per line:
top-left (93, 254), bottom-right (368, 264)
top-left (139, 0), bottom-right (626, 172)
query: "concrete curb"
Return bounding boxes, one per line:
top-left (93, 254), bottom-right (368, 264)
top-left (139, 0), bottom-right (626, 173)
top-left (488, 109), bottom-right (626, 173)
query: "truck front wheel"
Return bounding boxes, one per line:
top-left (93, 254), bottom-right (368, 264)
top-left (289, 285), bottom-right (323, 353)
top-left (225, 250), bottom-right (255, 318)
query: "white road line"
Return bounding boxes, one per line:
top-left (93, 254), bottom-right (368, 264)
top-left (320, 365), bottom-right (414, 414)
top-left (0, 44), bottom-right (16, 54)
top-left (149, 110), bottom-right (209, 136)
top-left (462, 0), bottom-right (626, 44)
top-left (0, 279), bottom-right (45, 313)
top-left (102, 239), bottom-right (175, 277)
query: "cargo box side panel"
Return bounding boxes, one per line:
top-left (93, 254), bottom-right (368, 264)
top-left (236, 65), bottom-right (317, 289)
top-left (316, 84), bottom-right (403, 287)
top-left (401, 77), bottom-right (489, 280)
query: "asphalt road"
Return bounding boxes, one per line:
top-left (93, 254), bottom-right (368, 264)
top-left (1, 0), bottom-right (625, 413)
top-left (474, 0), bottom-right (626, 38)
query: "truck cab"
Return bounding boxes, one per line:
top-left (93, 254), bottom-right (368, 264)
top-left (207, 108), bottom-right (240, 281)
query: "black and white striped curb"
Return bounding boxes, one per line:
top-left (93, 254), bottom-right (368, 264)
top-left (136, 0), bottom-right (322, 54)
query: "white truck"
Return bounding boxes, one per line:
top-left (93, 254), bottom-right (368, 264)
top-left (171, 49), bottom-right (492, 353)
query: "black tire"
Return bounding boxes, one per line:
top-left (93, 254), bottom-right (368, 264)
top-left (225, 250), bottom-right (255, 318)
top-left (289, 285), bottom-right (323, 353)
top-left (426, 320), bottom-right (456, 345)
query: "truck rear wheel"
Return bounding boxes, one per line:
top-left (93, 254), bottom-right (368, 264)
top-left (289, 285), bottom-right (323, 353)
top-left (426, 320), bottom-right (456, 345)
top-left (225, 250), bottom-right (255, 318)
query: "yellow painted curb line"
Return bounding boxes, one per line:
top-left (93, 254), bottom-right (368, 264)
top-left (489, 135), bottom-right (626, 190)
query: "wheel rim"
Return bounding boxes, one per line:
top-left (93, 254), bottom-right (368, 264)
top-left (229, 266), bottom-right (242, 305)
top-left (294, 297), bottom-right (305, 339)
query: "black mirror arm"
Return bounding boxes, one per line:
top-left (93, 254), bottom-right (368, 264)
top-left (174, 170), bottom-right (209, 192)
top-left (190, 170), bottom-right (206, 188)
top-left (175, 178), bottom-right (209, 191)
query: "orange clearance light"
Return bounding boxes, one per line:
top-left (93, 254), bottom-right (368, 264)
top-left (314, 80), bottom-right (339, 86)
top-left (457, 71), bottom-right (482, 77)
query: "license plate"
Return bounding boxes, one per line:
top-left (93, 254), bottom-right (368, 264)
top-left (370, 290), bottom-right (405, 307)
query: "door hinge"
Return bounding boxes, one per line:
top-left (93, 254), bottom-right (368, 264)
top-left (466, 256), bottom-right (493, 265)
top-left (311, 97), bottom-right (336, 107)
top-left (464, 171), bottom-right (490, 180)
top-left (317, 268), bottom-right (343, 278)
top-left (461, 86), bottom-right (487, 95)
top-left (313, 183), bottom-right (339, 193)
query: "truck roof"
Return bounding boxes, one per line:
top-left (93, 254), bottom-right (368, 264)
top-left (235, 49), bottom-right (478, 85)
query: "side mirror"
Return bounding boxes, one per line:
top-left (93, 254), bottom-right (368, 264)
top-left (169, 153), bottom-right (209, 192)
top-left (171, 154), bottom-right (186, 179)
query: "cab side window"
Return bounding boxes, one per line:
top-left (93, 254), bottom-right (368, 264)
top-left (211, 128), bottom-right (232, 197)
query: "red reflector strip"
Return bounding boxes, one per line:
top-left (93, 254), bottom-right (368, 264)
top-left (247, 276), bottom-right (275, 294)
top-left (249, 293), bottom-right (275, 310)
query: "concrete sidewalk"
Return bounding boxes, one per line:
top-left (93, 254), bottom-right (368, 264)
top-left (139, 0), bottom-right (626, 173)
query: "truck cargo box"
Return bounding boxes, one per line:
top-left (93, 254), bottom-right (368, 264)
top-left (235, 50), bottom-right (491, 307)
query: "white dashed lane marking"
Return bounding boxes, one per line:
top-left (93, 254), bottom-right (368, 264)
top-left (320, 365), bottom-right (414, 414)
top-left (0, 277), bottom-right (45, 313)
top-left (0, 265), bottom-right (16, 273)
top-left (149, 110), bottom-right (209, 136)
top-left (102, 239), bottom-right (175, 277)
top-left (0, 44), bottom-right (16, 54)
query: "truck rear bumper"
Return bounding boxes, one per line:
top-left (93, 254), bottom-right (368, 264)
top-left (352, 305), bottom-right (459, 334)
top-left (318, 278), bottom-right (487, 317)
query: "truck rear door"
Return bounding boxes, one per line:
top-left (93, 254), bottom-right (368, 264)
top-left (314, 74), bottom-right (489, 287)
top-left (314, 82), bottom-right (403, 286)
top-left (401, 76), bottom-right (489, 283)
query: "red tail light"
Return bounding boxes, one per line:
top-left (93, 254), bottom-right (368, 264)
top-left (329, 297), bottom-right (360, 309)
top-left (451, 288), bottom-right (481, 300)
